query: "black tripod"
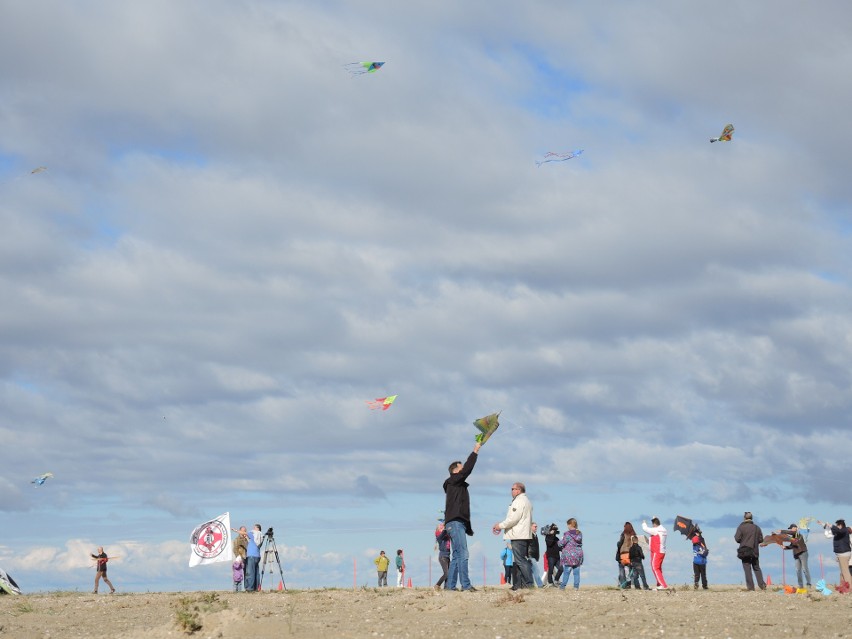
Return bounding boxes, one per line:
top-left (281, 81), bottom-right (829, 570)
top-left (258, 528), bottom-right (287, 591)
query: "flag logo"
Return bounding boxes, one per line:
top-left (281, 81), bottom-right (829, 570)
top-left (189, 512), bottom-right (233, 566)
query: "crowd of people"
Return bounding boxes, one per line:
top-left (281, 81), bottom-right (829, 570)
top-left (428, 441), bottom-right (852, 593)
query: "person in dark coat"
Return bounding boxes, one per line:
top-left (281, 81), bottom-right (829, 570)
top-left (543, 523), bottom-right (562, 586)
top-left (443, 441), bottom-right (482, 591)
top-left (734, 512), bottom-right (765, 591)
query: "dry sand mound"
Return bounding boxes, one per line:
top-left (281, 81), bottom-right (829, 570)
top-left (1, 585), bottom-right (849, 639)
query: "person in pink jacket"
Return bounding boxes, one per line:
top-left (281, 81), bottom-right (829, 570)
top-left (642, 517), bottom-right (668, 590)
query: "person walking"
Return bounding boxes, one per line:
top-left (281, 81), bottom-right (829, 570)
top-left (642, 517), bottom-right (668, 590)
top-left (492, 482), bottom-right (534, 590)
top-left (443, 441), bottom-right (482, 591)
top-left (734, 511), bottom-right (766, 591)
top-left (90, 547), bottom-right (116, 594)
top-left (374, 550), bottom-right (390, 587)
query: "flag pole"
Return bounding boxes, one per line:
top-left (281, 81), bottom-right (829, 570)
top-left (353, 558), bottom-right (357, 589)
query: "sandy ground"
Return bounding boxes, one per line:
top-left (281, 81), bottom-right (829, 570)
top-left (1, 585), bottom-right (850, 639)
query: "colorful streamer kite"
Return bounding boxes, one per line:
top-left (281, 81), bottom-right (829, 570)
top-left (344, 61), bottom-right (385, 76)
top-left (536, 149), bottom-right (583, 167)
top-left (31, 472), bottom-right (54, 486)
top-left (366, 395), bottom-right (397, 410)
top-left (473, 412), bottom-right (500, 444)
top-left (710, 123), bottom-right (734, 143)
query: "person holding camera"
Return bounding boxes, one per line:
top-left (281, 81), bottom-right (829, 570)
top-left (543, 523), bottom-right (562, 587)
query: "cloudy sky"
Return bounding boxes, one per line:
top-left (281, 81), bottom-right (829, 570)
top-left (2, 0), bottom-right (851, 592)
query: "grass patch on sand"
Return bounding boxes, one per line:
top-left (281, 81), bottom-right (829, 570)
top-left (173, 592), bottom-right (229, 634)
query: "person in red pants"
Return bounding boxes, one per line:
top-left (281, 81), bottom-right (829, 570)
top-left (642, 517), bottom-right (669, 590)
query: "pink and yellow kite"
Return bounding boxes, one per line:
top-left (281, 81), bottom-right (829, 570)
top-left (366, 395), bottom-right (398, 410)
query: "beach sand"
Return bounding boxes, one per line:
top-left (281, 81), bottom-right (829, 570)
top-left (1, 585), bottom-right (849, 638)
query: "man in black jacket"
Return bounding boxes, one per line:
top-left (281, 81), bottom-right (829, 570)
top-left (443, 441), bottom-right (481, 591)
top-left (734, 512), bottom-right (766, 591)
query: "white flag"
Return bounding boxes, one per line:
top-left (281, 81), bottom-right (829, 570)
top-left (189, 512), bottom-right (234, 567)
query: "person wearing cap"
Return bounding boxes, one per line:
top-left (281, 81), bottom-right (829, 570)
top-left (641, 517), bottom-right (668, 590)
top-left (818, 518), bottom-right (851, 585)
top-left (734, 512), bottom-right (766, 591)
top-left (782, 523), bottom-right (811, 589)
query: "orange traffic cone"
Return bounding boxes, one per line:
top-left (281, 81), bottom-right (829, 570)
top-left (500, 573), bottom-right (506, 585)
top-left (766, 575), bottom-right (772, 586)
top-left (407, 578), bottom-right (412, 588)
top-left (277, 581), bottom-right (283, 591)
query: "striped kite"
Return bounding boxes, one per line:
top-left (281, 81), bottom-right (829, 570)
top-left (366, 395), bottom-right (397, 410)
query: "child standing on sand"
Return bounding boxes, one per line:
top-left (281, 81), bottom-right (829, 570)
top-left (233, 556), bottom-right (245, 592)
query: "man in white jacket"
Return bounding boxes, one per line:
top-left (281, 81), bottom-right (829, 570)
top-left (493, 482), bottom-right (534, 590)
top-left (642, 517), bottom-right (669, 590)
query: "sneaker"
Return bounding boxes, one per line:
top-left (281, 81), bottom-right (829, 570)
top-left (464, 586), bottom-right (478, 592)
top-left (656, 586), bottom-right (668, 590)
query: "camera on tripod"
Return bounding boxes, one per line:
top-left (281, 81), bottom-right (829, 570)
top-left (265, 527), bottom-right (274, 538)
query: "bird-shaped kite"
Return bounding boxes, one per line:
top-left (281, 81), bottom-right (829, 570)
top-left (31, 472), bottom-right (54, 486)
top-left (366, 395), bottom-right (397, 410)
top-left (761, 531), bottom-right (794, 547)
top-left (473, 412), bottom-right (500, 444)
top-left (710, 124), bottom-right (734, 143)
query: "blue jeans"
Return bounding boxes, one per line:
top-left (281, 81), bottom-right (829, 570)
top-left (245, 556), bottom-right (260, 591)
top-left (446, 520), bottom-right (472, 590)
top-left (511, 540), bottom-right (533, 588)
top-left (560, 565), bottom-right (581, 589)
top-left (529, 559), bottom-right (544, 587)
